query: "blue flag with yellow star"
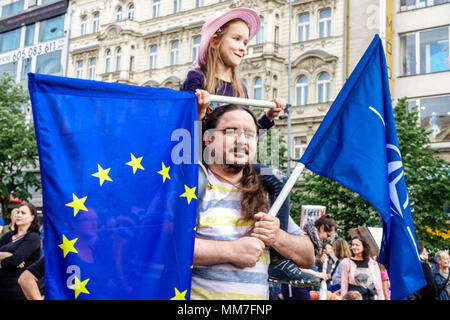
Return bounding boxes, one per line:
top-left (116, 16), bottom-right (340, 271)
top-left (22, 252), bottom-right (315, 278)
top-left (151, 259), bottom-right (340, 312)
top-left (28, 73), bottom-right (198, 300)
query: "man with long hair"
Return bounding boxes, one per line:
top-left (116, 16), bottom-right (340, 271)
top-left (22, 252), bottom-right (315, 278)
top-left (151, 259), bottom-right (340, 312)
top-left (191, 104), bottom-right (315, 300)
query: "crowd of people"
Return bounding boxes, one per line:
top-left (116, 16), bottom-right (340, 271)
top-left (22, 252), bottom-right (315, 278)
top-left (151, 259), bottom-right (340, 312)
top-left (269, 235), bottom-right (449, 301)
top-left (0, 7), bottom-right (448, 301)
top-left (0, 203), bottom-right (45, 300)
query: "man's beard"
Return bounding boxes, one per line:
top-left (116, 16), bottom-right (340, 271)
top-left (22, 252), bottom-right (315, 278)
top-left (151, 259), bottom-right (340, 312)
top-left (223, 145), bottom-right (249, 174)
top-left (224, 163), bottom-right (246, 174)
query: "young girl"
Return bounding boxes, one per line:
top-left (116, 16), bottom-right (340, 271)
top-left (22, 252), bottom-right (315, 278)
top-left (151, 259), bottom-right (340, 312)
top-left (182, 7), bottom-right (315, 287)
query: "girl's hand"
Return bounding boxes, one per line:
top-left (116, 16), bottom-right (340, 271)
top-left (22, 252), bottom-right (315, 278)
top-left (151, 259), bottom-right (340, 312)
top-left (195, 89), bottom-right (212, 120)
top-left (266, 97), bottom-right (286, 121)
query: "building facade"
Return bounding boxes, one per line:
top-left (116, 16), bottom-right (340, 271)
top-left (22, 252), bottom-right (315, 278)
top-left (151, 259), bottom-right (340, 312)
top-left (346, 0), bottom-right (450, 161)
top-left (67, 0), bottom-right (346, 167)
top-left (0, 0), bottom-right (70, 91)
top-left (395, 0), bottom-right (450, 161)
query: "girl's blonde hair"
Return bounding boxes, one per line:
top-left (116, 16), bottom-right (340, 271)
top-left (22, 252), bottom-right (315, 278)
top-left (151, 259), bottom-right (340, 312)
top-left (203, 19), bottom-right (247, 98)
top-left (333, 237), bottom-right (352, 260)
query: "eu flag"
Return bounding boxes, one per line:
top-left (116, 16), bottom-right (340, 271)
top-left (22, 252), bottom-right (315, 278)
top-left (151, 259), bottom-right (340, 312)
top-left (299, 35), bottom-right (426, 300)
top-left (28, 73), bottom-right (198, 300)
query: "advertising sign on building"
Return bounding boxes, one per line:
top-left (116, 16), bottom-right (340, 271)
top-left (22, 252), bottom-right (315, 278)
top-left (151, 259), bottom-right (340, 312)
top-left (300, 205), bottom-right (326, 229)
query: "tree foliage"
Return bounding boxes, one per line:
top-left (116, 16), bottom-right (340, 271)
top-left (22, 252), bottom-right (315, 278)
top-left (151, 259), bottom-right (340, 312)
top-left (291, 98), bottom-right (450, 250)
top-left (0, 74), bottom-right (41, 219)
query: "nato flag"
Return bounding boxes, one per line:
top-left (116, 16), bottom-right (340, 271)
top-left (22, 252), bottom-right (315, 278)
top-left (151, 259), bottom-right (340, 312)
top-left (29, 73), bottom-right (198, 300)
top-left (300, 35), bottom-right (426, 300)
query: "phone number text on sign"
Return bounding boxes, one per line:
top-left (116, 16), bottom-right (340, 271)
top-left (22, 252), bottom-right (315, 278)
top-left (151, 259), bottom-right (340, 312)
top-left (12, 38), bottom-right (66, 62)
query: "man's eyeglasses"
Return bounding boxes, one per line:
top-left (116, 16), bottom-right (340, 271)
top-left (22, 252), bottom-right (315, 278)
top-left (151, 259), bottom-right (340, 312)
top-left (212, 128), bottom-right (257, 139)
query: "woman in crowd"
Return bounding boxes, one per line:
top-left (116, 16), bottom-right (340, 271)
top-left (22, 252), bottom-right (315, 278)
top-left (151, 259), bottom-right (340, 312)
top-left (329, 237), bottom-right (352, 293)
top-left (340, 236), bottom-right (384, 300)
top-left (0, 203), bottom-right (41, 300)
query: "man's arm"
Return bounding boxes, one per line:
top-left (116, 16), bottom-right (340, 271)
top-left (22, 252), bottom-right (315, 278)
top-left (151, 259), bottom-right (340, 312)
top-left (193, 236), bottom-right (266, 268)
top-left (271, 230), bottom-right (315, 269)
top-left (251, 212), bottom-right (315, 269)
top-left (18, 270), bottom-right (44, 300)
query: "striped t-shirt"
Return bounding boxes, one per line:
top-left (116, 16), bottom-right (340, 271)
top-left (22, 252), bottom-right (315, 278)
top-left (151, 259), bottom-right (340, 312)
top-left (191, 170), bottom-right (270, 300)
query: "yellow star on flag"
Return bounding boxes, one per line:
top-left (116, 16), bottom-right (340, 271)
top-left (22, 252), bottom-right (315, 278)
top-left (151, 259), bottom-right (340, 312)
top-left (91, 164), bottom-right (113, 186)
top-left (58, 234), bottom-right (78, 258)
top-left (180, 185), bottom-right (197, 205)
top-left (65, 193), bottom-right (88, 217)
top-left (157, 162), bottom-right (171, 183)
top-left (68, 276), bottom-right (90, 299)
top-left (126, 153), bottom-right (144, 174)
top-left (170, 288), bottom-right (187, 300)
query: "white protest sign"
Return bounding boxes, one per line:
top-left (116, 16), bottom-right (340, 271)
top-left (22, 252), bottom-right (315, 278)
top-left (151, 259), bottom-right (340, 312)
top-left (300, 205), bottom-right (326, 229)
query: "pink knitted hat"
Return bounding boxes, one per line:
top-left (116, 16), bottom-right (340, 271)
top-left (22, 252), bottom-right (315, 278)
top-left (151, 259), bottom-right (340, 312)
top-left (195, 8), bottom-right (261, 67)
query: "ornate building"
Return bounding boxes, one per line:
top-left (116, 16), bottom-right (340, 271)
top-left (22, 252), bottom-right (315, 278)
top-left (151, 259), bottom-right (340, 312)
top-left (68, 0), bottom-right (346, 167)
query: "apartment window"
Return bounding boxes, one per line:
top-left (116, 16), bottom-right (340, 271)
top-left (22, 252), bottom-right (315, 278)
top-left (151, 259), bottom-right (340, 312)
top-left (149, 45), bottom-right (157, 69)
top-left (0, 28), bottom-right (21, 53)
top-left (272, 88), bottom-right (278, 99)
top-left (36, 50), bottom-right (62, 75)
top-left (116, 47), bottom-right (122, 71)
top-left (317, 72), bottom-right (330, 103)
top-left (129, 56), bottom-right (134, 72)
top-left (128, 3), bottom-right (135, 20)
top-left (25, 24), bottom-right (35, 46)
top-left (116, 7), bottom-right (123, 21)
top-left (400, 0), bottom-right (449, 11)
top-left (0, 62), bottom-right (17, 79)
top-left (93, 12), bottom-right (100, 33)
top-left (153, 0), bottom-right (160, 18)
top-left (192, 36), bottom-right (200, 62)
top-left (105, 49), bottom-right (111, 73)
top-left (170, 41), bottom-right (179, 65)
top-left (76, 60), bottom-right (83, 78)
top-left (20, 57), bottom-right (31, 87)
top-left (296, 75), bottom-right (308, 105)
top-left (39, 15), bottom-right (64, 42)
top-left (401, 26), bottom-right (450, 75)
top-left (319, 8), bottom-right (331, 38)
top-left (174, 0), bottom-right (181, 13)
top-left (253, 77), bottom-right (262, 100)
top-left (256, 16), bottom-right (264, 44)
top-left (298, 13), bottom-right (310, 42)
top-left (407, 95), bottom-right (450, 142)
top-left (80, 16), bottom-right (87, 36)
top-left (1, 0), bottom-right (24, 18)
top-left (196, 0), bottom-right (204, 8)
top-left (294, 136), bottom-right (307, 160)
top-left (88, 57), bottom-right (96, 80)
top-left (274, 26), bottom-right (279, 44)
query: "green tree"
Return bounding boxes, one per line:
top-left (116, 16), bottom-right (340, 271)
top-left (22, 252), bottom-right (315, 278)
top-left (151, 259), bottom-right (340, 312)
top-left (291, 98), bottom-right (450, 250)
top-left (0, 74), bottom-right (41, 220)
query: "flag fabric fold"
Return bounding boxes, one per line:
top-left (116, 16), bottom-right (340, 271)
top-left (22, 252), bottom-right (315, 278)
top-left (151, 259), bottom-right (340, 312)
top-left (29, 73), bottom-right (198, 300)
top-left (299, 35), bottom-right (426, 300)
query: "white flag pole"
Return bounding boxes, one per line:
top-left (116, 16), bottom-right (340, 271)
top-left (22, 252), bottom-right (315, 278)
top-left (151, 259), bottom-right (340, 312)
top-left (267, 162), bottom-right (305, 217)
top-left (209, 94), bottom-right (276, 109)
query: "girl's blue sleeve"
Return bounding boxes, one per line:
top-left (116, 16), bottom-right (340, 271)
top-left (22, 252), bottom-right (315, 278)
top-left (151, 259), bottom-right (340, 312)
top-left (181, 70), bottom-right (204, 92)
